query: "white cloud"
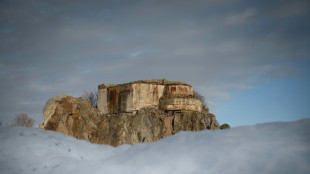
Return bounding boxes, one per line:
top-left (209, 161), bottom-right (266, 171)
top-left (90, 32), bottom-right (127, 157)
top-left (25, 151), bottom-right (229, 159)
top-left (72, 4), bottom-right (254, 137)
top-left (226, 8), bottom-right (257, 25)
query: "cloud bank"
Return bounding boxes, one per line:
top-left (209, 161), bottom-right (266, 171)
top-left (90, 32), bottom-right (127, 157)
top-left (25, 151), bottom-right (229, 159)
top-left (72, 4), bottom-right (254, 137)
top-left (0, 0), bottom-right (309, 124)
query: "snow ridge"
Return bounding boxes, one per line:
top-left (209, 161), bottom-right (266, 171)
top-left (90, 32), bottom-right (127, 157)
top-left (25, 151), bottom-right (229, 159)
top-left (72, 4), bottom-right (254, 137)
top-left (1, 119), bottom-right (310, 174)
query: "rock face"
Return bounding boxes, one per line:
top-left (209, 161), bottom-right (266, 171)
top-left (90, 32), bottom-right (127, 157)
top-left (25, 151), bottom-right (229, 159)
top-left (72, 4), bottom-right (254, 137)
top-left (93, 107), bottom-right (220, 145)
top-left (40, 95), bottom-right (100, 141)
top-left (40, 95), bottom-right (221, 147)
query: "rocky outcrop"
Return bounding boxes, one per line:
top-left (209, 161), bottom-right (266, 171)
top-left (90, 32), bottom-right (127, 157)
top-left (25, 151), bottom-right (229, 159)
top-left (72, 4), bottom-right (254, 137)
top-left (93, 107), bottom-right (220, 146)
top-left (40, 95), bottom-right (222, 147)
top-left (39, 95), bottom-right (100, 141)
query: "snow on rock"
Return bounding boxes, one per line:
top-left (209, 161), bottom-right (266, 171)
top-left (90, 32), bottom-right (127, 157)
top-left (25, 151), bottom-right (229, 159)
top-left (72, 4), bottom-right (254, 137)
top-left (1, 119), bottom-right (310, 174)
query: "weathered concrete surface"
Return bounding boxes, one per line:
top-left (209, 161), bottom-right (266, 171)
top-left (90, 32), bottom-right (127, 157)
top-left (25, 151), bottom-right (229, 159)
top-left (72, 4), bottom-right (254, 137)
top-left (163, 85), bottom-right (193, 95)
top-left (41, 95), bottom-right (222, 147)
top-left (159, 96), bottom-right (202, 111)
top-left (98, 84), bottom-right (115, 114)
top-left (132, 83), bottom-right (165, 111)
top-left (106, 84), bottom-right (133, 114)
top-left (98, 79), bottom-right (199, 114)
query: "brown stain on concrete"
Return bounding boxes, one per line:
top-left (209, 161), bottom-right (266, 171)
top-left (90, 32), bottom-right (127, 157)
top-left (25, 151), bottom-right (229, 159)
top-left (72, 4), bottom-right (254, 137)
top-left (108, 88), bottom-right (119, 114)
top-left (153, 85), bottom-right (159, 103)
top-left (118, 89), bottom-right (129, 112)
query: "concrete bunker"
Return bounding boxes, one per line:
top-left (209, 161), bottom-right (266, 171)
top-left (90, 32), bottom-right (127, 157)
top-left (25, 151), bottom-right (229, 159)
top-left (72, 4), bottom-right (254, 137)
top-left (98, 79), bottom-right (202, 114)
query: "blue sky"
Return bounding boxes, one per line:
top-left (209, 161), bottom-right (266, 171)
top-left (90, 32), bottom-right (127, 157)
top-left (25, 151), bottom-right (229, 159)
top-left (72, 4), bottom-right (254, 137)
top-left (214, 60), bottom-right (310, 126)
top-left (0, 0), bottom-right (309, 127)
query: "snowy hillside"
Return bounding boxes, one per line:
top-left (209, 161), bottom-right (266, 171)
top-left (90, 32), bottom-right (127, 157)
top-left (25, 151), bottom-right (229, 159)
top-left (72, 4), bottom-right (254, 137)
top-left (1, 119), bottom-right (310, 174)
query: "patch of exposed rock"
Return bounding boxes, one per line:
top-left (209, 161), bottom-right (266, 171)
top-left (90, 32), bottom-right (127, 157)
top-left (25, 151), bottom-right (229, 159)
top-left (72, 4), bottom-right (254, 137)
top-left (40, 95), bottom-right (223, 147)
top-left (39, 95), bottom-right (100, 141)
top-left (220, 123), bottom-right (231, 129)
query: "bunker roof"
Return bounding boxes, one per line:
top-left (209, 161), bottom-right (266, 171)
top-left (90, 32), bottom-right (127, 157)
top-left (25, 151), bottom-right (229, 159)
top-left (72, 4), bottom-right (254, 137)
top-left (98, 79), bottom-right (191, 89)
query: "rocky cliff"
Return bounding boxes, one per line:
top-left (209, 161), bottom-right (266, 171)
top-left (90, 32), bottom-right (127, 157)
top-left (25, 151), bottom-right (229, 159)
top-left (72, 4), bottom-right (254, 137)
top-left (40, 95), bottom-right (224, 147)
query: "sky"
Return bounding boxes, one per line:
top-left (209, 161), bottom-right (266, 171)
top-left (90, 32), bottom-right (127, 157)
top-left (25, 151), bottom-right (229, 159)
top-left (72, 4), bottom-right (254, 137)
top-left (0, 0), bottom-right (309, 127)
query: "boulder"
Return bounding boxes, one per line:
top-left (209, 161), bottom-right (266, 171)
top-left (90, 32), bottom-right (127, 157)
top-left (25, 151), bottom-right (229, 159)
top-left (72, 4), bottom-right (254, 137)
top-left (41, 95), bottom-right (221, 146)
top-left (40, 95), bottom-right (100, 142)
top-left (220, 123), bottom-right (231, 129)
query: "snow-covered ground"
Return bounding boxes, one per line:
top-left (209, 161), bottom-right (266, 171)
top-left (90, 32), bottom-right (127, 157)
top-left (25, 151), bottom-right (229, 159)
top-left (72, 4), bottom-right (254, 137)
top-left (1, 119), bottom-right (310, 174)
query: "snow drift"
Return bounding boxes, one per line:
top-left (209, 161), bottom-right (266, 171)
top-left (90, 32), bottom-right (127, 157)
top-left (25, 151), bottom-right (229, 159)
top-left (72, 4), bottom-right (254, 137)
top-left (1, 119), bottom-right (310, 174)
